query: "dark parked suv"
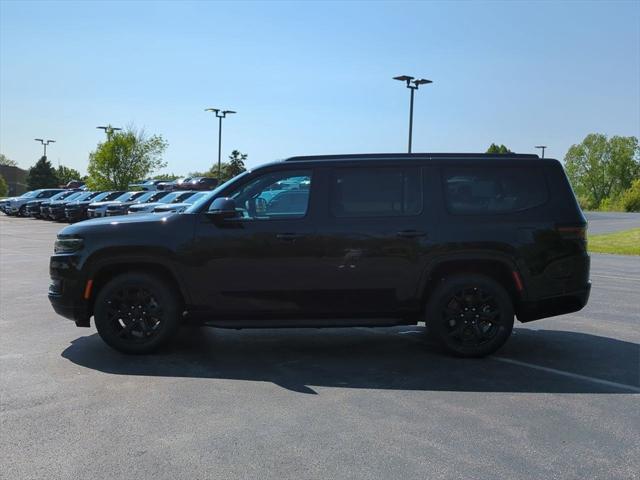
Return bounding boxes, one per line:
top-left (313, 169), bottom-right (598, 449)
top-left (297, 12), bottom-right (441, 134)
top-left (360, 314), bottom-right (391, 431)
top-left (49, 153), bottom-right (590, 356)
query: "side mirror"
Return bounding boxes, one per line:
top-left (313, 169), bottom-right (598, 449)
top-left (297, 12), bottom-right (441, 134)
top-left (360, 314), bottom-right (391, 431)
top-left (207, 197), bottom-right (238, 220)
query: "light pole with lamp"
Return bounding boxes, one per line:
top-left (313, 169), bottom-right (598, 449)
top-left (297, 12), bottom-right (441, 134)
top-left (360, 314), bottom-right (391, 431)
top-left (34, 138), bottom-right (55, 158)
top-left (205, 108), bottom-right (236, 181)
top-left (393, 75), bottom-right (432, 153)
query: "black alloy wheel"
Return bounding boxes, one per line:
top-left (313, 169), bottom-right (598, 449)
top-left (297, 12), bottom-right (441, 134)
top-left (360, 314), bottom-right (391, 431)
top-left (94, 273), bottom-right (180, 354)
top-left (428, 274), bottom-right (514, 357)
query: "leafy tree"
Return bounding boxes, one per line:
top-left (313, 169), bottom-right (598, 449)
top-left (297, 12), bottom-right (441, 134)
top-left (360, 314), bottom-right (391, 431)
top-left (152, 173), bottom-right (180, 181)
top-left (189, 150), bottom-right (248, 183)
top-left (86, 127), bottom-right (168, 190)
top-left (0, 174), bottom-right (8, 197)
top-left (27, 156), bottom-right (58, 189)
top-left (620, 179), bottom-right (640, 212)
top-left (55, 165), bottom-right (82, 185)
top-left (486, 143), bottom-right (512, 154)
top-left (0, 153), bottom-right (18, 167)
top-left (225, 150), bottom-right (247, 180)
top-left (564, 134), bottom-right (640, 209)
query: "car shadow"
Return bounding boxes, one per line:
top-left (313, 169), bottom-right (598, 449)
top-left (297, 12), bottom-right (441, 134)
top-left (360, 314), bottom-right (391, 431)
top-left (61, 327), bottom-right (640, 394)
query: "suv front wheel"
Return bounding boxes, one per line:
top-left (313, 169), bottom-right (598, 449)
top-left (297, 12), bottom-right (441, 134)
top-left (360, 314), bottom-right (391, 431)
top-left (94, 272), bottom-right (181, 354)
top-left (427, 274), bottom-right (514, 357)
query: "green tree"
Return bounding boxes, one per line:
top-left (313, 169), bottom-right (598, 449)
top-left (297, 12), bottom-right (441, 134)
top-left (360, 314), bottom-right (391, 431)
top-left (486, 143), bottom-right (512, 154)
top-left (189, 150), bottom-right (248, 183)
top-left (0, 153), bottom-right (18, 167)
top-left (152, 173), bottom-right (180, 181)
top-left (564, 134), bottom-right (640, 209)
top-left (27, 156), bottom-right (58, 189)
top-left (55, 165), bottom-right (82, 185)
top-left (223, 150), bottom-right (247, 181)
top-left (86, 127), bottom-right (168, 190)
top-left (0, 174), bottom-right (8, 197)
top-left (620, 179), bottom-right (640, 212)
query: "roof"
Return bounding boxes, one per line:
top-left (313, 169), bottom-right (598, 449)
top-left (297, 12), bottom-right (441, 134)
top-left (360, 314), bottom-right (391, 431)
top-left (283, 153), bottom-right (541, 162)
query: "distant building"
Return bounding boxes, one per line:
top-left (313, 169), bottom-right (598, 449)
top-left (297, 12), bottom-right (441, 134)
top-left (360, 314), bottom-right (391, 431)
top-left (0, 165), bottom-right (28, 196)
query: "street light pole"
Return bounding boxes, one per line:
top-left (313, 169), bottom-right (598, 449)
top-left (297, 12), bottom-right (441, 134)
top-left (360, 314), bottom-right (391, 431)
top-left (393, 75), bottom-right (432, 153)
top-left (97, 125), bottom-right (122, 141)
top-left (205, 108), bottom-right (236, 181)
top-left (535, 145), bottom-right (547, 158)
top-left (34, 138), bottom-right (56, 158)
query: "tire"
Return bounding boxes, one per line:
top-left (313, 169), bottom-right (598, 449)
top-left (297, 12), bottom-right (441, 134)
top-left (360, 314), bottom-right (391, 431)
top-left (18, 205), bottom-right (26, 216)
top-left (426, 274), bottom-right (514, 357)
top-left (94, 272), bottom-right (181, 354)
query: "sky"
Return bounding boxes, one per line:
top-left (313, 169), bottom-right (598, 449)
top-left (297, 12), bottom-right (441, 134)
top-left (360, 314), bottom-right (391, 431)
top-left (1, 0), bottom-right (639, 176)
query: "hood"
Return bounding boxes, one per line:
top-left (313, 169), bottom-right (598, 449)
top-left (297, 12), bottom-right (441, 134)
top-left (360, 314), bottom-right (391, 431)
top-left (59, 210), bottom-right (188, 236)
top-left (66, 200), bottom-right (92, 207)
top-left (155, 202), bottom-right (190, 211)
top-left (88, 200), bottom-right (122, 208)
top-left (129, 202), bottom-right (162, 210)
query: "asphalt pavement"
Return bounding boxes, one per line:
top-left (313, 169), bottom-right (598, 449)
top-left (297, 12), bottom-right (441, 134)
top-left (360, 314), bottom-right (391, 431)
top-left (1, 214), bottom-right (638, 480)
top-left (585, 211), bottom-right (640, 234)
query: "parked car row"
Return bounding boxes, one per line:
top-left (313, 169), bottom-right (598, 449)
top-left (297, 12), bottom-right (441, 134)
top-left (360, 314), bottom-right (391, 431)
top-left (129, 176), bottom-right (218, 192)
top-left (1, 187), bottom-right (208, 222)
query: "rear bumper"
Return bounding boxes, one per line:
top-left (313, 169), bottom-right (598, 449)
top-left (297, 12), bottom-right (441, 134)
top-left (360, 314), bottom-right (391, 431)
top-left (517, 283), bottom-right (591, 322)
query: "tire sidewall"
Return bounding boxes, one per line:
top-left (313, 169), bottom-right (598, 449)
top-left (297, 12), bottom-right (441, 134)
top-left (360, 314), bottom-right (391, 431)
top-left (428, 274), bottom-right (514, 357)
top-left (94, 273), bottom-right (180, 354)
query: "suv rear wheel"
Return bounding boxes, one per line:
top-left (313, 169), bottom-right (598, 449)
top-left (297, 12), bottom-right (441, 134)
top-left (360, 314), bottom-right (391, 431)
top-left (94, 272), bottom-right (180, 354)
top-left (427, 274), bottom-right (514, 357)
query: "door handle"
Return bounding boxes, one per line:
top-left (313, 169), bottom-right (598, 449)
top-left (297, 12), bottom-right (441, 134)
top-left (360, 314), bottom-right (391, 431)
top-left (276, 233), bottom-right (305, 241)
top-left (396, 230), bottom-right (427, 238)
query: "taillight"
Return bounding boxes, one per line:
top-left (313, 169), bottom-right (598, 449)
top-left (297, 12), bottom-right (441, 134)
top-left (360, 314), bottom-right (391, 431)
top-left (556, 225), bottom-right (587, 240)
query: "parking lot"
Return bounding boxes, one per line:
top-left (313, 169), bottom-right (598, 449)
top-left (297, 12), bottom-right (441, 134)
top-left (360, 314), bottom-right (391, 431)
top-left (1, 214), bottom-right (638, 480)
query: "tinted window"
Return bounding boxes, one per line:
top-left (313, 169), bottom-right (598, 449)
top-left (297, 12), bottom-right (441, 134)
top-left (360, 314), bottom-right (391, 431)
top-left (443, 167), bottom-right (548, 215)
top-left (330, 167), bottom-right (422, 217)
top-left (222, 170), bottom-right (312, 220)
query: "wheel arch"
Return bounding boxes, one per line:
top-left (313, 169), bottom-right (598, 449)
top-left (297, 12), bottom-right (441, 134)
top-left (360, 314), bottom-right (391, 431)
top-left (420, 255), bottom-right (523, 312)
top-left (84, 251), bottom-right (189, 316)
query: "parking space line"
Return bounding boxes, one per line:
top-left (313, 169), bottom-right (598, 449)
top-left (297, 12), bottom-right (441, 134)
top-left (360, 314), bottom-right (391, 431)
top-left (492, 357), bottom-right (640, 393)
top-left (591, 274), bottom-right (640, 282)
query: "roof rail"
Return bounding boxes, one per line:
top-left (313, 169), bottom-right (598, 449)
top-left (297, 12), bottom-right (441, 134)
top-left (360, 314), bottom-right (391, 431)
top-left (283, 153), bottom-right (540, 162)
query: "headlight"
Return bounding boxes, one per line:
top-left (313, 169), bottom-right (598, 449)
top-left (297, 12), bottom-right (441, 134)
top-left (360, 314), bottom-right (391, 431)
top-left (54, 236), bottom-right (84, 254)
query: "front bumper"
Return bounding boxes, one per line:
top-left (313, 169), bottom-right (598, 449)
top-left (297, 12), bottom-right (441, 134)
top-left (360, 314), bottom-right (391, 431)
top-left (106, 209), bottom-right (126, 216)
top-left (48, 254), bottom-right (90, 327)
top-left (49, 207), bottom-right (66, 220)
top-left (65, 208), bottom-right (87, 222)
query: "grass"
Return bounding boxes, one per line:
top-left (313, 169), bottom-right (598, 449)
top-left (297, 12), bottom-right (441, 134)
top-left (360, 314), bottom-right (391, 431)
top-left (588, 228), bottom-right (640, 256)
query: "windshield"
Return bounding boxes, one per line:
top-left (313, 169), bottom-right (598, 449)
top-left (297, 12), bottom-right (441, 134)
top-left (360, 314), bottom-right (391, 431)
top-left (102, 191), bottom-right (125, 201)
top-left (71, 191), bottom-right (98, 202)
top-left (49, 190), bottom-right (77, 201)
top-left (183, 192), bottom-right (207, 204)
top-left (141, 191), bottom-right (168, 202)
top-left (20, 190), bottom-right (39, 198)
top-left (57, 191), bottom-right (83, 202)
top-left (90, 191), bottom-right (113, 202)
top-left (184, 171), bottom-right (252, 213)
top-left (157, 191), bottom-right (183, 204)
top-left (116, 191), bottom-right (147, 202)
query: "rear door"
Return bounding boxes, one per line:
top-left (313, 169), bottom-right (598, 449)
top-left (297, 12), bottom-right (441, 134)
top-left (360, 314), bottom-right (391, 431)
top-left (313, 163), bottom-right (438, 316)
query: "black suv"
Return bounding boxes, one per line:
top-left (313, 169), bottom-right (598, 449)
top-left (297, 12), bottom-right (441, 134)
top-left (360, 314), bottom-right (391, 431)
top-left (49, 153), bottom-right (590, 356)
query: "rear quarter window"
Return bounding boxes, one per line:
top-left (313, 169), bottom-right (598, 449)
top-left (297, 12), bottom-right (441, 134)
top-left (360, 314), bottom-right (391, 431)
top-left (443, 167), bottom-right (548, 215)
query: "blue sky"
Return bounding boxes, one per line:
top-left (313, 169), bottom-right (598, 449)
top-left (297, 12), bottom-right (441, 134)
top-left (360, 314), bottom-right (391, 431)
top-left (1, 0), bottom-right (639, 175)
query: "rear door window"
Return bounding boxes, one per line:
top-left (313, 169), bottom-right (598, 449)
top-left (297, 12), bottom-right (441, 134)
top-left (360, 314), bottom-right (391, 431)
top-left (443, 167), bottom-right (548, 215)
top-left (330, 167), bottom-right (422, 217)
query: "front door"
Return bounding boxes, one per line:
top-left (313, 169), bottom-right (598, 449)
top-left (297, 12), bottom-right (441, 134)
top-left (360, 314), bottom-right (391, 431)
top-left (189, 167), bottom-right (326, 317)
